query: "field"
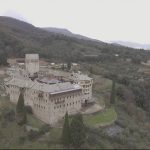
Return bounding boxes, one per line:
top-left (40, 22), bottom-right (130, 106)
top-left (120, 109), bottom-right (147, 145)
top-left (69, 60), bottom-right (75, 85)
top-left (84, 107), bottom-right (117, 127)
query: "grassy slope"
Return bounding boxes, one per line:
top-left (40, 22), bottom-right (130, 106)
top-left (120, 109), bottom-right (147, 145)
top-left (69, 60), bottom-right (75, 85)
top-left (84, 107), bottom-right (117, 127)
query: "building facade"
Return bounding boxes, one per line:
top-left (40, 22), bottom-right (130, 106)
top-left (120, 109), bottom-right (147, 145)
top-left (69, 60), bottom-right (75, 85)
top-left (6, 77), bottom-right (82, 125)
top-left (70, 72), bottom-right (93, 103)
top-left (25, 54), bottom-right (39, 75)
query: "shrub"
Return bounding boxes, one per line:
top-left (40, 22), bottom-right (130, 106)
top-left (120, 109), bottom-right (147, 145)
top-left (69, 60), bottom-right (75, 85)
top-left (1, 118), bottom-right (7, 128)
top-left (27, 130), bottom-right (40, 141)
top-left (18, 136), bottom-right (26, 144)
top-left (115, 119), bottom-right (127, 128)
top-left (39, 124), bottom-right (51, 135)
top-left (25, 105), bottom-right (33, 114)
top-left (70, 113), bottom-right (86, 148)
top-left (4, 109), bottom-right (15, 121)
top-left (114, 134), bottom-right (127, 145)
top-left (16, 91), bottom-right (27, 125)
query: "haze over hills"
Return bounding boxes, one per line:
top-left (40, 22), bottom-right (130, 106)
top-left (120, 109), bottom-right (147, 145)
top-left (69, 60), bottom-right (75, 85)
top-left (2, 11), bottom-right (102, 42)
top-left (111, 41), bottom-right (150, 50)
top-left (2, 12), bottom-right (150, 50)
top-left (0, 16), bottom-right (150, 64)
top-left (42, 27), bottom-right (101, 42)
top-left (0, 16), bottom-right (107, 59)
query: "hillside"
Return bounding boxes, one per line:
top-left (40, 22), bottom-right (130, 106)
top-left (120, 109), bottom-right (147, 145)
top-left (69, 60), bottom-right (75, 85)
top-left (0, 16), bottom-right (150, 64)
top-left (111, 41), bottom-right (150, 50)
top-left (0, 16), bottom-right (150, 149)
top-left (42, 27), bottom-right (73, 36)
top-left (42, 27), bottom-right (99, 41)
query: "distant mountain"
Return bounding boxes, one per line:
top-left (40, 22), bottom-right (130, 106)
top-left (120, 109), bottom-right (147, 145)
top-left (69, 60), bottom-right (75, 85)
top-left (0, 16), bottom-right (150, 64)
top-left (43, 27), bottom-right (72, 36)
top-left (42, 27), bottom-right (101, 42)
top-left (111, 41), bottom-right (150, 50)
top-left (0, 16), bottom-right (107, 61)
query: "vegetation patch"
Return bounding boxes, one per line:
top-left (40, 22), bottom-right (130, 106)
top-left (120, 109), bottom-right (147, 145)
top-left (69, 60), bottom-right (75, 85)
top-left (27, 114), bottom-right (44, 128)
top-left (84, 107), bottom-right (117, 127)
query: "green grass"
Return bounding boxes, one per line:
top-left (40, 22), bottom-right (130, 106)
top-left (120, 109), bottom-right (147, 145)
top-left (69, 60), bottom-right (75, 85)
top-left (92, 75), bottom-right (112, 106)
top-left (84, 107), bottom-right (117, 127)
top-left (27, 114), bottom-right (44, 128)
top-left (49, 127), bottom-right (62, 143)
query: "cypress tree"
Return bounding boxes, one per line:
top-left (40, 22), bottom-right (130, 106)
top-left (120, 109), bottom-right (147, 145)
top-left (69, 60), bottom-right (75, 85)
top-left (70, 113), bottom-right (86, 148)
top-left (67, 61), bottom-right (71, 71)
top-left (61, 112), bottom-right (71, 148)
top-left (110, 79), bottom-right (116, 104)
top-left (16, 88), bottom-right (27, 125)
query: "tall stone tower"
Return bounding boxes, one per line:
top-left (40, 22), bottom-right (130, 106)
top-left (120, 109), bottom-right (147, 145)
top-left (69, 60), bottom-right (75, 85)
top-left (25, 54), bottom-right (39, 75)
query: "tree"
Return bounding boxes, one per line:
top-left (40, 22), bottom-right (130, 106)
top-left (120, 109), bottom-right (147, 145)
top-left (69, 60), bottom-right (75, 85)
top-left (89, 66), bottom-right (93, 74)
top-left (61, 112), bottom-right (71, 148)
top-left (70, 113), bottom-right (86, 148)
top-left (39, 124), bottom-right (50, 135)
top-left (0, 52), bottom-right (7, 66)
top-left (16, 88), bottom-right (27, 125)
top-left (67, 61), bottom-right (71, 71)
top-left (24, 105), bottom-right (33, 114)
top-left (110, 79), bottom-right (116, 104)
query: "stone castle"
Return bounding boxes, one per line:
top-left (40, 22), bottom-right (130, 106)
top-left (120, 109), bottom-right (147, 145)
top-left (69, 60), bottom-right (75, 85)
top-left (5, 54), bottom-right (93, 125)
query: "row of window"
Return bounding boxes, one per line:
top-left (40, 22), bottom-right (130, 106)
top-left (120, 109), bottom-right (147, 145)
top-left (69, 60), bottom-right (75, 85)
top-left (36, 93), bottom-right (81, 104)
top-left (83, 89), bottom-right (90, 93)
top-left (34, 103), bottom-right (46, 109)
top-left (84, 93), bottom-right (90, 95)
top-left (52, 93), bottom-right (81, 102)
top-left (37, 98), bottom-right (48, 103)
top-left (83, 84), bottom-right (92, 88)
top-left (34, 91), bottom-right (49, 97)
top-left (10, 85), bottom-right (17, 89)
top-left (33, 91), bottom-right (81, 98)
top-left (54, 100), bottom-right (81, 109)
top-left (34, 99), bottom-right (81, 111)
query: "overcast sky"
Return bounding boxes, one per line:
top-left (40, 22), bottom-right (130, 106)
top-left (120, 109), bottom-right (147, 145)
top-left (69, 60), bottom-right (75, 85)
top-left (0, 0), bottom-right (150, 44)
